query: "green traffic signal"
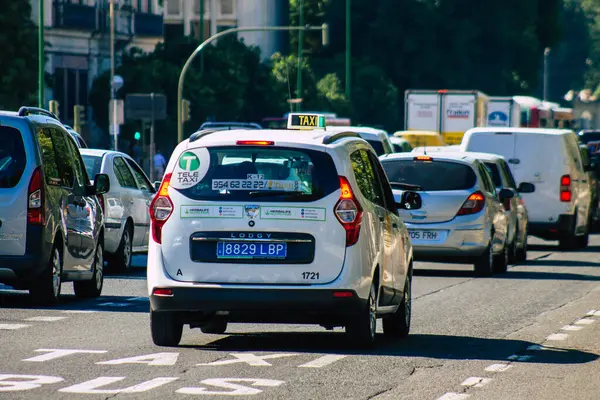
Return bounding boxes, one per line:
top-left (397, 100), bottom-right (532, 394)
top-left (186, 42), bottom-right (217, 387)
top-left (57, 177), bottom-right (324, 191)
top-left (134, 131), bottom-right (141, 140)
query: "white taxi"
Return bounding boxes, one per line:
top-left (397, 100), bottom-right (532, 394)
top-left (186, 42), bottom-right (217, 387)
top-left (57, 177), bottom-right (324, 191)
top-left (148, 114), bottom-right (416, 347)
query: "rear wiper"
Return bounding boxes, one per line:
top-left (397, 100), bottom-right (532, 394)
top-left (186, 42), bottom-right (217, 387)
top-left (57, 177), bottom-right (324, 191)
top-left (389, 182), bottom-right (423, 191)
top-left (248, 190), bottom-right (309, 198)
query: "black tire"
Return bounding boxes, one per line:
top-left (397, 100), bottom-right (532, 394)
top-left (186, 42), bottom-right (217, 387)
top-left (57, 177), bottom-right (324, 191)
top-left (74, 242), bottom-right (104, 298)
top-left (559, 233), bottom-right (578, 250)
top-left (110, 224), bottom-right (133, 272)
top-left (151, 310), bottom-right (183, 346)
top-left (516, 231), bottom-right (528, 263)
top-left (493, 243), bottom-right (509, 273)
top-left (30, 245), bottom-right (62, 305)
top-left (200, 319), bottom-right (228, 334)
top-left (346, 283), bottom-right (377, 347)
top-left (383, 272), bottom-right (411, 338)
top-left (474, 244), bottom-right (493, 277)
top-left (577, 231), bottom-right (590, 249)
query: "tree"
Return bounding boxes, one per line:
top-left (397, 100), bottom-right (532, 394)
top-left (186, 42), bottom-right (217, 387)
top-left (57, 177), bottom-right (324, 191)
top-left (0, 0), bottom-right (42, 109)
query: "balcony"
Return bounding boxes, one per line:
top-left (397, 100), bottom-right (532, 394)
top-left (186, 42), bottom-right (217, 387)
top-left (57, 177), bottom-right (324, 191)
top-left (53, 2), bottom-right (97, 31)
top-left (135, 13), bottom-right (164, 37)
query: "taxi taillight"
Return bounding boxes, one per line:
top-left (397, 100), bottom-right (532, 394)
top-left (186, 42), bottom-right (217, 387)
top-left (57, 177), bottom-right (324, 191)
top-left (335, 176), bottom-right (363, 246)
top-left (149, 173), bottom-right (173, 244)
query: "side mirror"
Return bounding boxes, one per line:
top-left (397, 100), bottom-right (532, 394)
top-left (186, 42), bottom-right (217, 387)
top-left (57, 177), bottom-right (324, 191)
top-left (517, 182), bottom-right (535, 193)
top-left (93, 174), bottom-right (110, 195)
top-left (154, 181), bottom-right (161, 191)
top-left (396, 191), bottom-right (422, 210)
top-left (498, 188), bottom-right (515, 200)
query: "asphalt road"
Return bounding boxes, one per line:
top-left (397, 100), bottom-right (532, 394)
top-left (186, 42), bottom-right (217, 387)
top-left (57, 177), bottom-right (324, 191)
top-left (2, 236), bottom-right (600, 399)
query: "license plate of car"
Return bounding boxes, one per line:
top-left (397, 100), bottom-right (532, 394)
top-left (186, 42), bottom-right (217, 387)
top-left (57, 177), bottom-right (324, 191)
top-left (216, 242), bottom-right (287, 259)
top-left (408, 230), bottom-right (439, 241)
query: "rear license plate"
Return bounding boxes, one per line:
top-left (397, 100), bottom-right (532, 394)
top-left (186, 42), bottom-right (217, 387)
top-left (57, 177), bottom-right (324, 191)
top-left (216, 242), bottom-right (287, 259)
top-left (409, 230), bottom-right (439, 241)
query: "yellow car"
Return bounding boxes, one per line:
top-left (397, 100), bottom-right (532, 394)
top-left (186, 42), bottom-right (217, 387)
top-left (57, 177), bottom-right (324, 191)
top-left (393, 130), bottom-right (445, 147)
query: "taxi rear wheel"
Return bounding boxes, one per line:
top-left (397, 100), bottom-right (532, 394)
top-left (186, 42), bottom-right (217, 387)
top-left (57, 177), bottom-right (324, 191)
top-left (474, 243), bottom-right (494, 277)
top-left (383, 272), bottom-right (411, 338)
top-left (151, 310), bottom-right (183, 347)
top-left (346, 283), bottom-right (377, 347)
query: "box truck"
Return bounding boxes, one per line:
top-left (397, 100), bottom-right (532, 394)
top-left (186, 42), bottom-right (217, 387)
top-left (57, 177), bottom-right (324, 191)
top-left (487, 96), bottom-right (522, 127)
top-left (404, 89), bottom-right (489, 144)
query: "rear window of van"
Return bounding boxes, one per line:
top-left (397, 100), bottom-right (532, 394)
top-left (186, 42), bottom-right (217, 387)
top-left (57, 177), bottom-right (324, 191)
top-left (0, 127), bottom-right (26, 188)
top-left (175, 146), bottom-right (339, 202)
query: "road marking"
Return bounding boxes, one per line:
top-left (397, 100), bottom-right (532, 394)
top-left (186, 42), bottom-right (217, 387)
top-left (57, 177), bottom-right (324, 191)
top-left (97, 352), bottom-right (179, 366)
top-left (507, 355), bottom-right (533, 362)
top-left (0, 324), bottom-right (29, 330)
top-left (23, 349), bottom-right (107, 362)
top-left (561, 325), bottom-right (583, 331)
top-left (126, 297), bottom-right (148, 302)
top-left (585, 310), bottom-right (600, 316)
top-left (25, 316), bottom-right (66, 322)
top-left (58, 377), bottom-right (178, 394)
top-left (97, 302), bottom-right (131, 307)
top-left (61, 310), bottom-right (98, 314)
top-left (298, 355), bottom-right (347, 368)
top-left (527, 344), bottom-right (553, 351)
top-left (197, 353), bottom-right (299, 367)
top-left (436, 393), bottom-right (470, 400)
top-left (0, 374), bottom-right (64, 392)
top-left (485, 363), bottom-right (513, 372)
top-left (546, 333), bottom-right (569, 341)
top-left (176, 378), bottom-right (285, 396)
top-left (575, 318), bottom-right (596, 325)
top-left (461, 377), bottom-right (492, 388)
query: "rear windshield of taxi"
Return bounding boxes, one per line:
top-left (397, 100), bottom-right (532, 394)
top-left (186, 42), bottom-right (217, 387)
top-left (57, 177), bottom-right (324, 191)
top-left (0, 126), bottom-right (26, 188)
top-left (175, 146), bottom-right (338, 202)
top-left (381, 159), bottom-right (476, 191)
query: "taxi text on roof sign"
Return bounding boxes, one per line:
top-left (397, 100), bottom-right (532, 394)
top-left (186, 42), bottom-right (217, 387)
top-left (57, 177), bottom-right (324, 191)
top-left (287, 113), bottom-right (326, 130)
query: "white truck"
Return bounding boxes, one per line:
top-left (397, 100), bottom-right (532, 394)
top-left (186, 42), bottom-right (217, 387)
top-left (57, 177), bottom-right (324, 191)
top-left (487, 96), bottom-right (523, 127)
top-left (404, 89), bottom-right (489, 145)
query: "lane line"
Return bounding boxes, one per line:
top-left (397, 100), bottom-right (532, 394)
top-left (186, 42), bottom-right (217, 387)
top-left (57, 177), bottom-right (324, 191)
top-left (25, 316), bottom-right (67, 322)
top-left (585, 310), bottom-right (600, 316)
top-left (507, 355), bottom-right (533, 362)
top-left (126, 297), bottom-right (148, 302)
top-left (298, 355), bottom-right (347, 368)
top-left (561, 325), bottom-right (583, 331)
top-left (546, 333), bottom-right (569, 341)
top-left (97, 302), bottom-right (131, 307)
top-left (437, 393), bottom-right (470, 400)
top-left (485, 363), bottom-right (513, 372)
top-left (575, 318), bottom-right (596, 325)
top-left (0, 324), bottom-right (29, 330)
top-left (61, 310), bottom-right (99, 314)
top-left (460, 377), bottom-right (492, 388)
top-left (527, 344), bottom-right (554, 351)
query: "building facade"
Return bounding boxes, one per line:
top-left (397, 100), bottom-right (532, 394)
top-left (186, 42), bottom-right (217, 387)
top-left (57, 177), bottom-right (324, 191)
top-left (31, 0), bottom-right (164, 143)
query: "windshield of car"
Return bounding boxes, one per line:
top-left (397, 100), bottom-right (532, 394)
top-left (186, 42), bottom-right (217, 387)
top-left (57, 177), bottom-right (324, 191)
top-left (81, 154), bottom-right (103, 179)
top-left (176, 146), bottom-right (338, 202)
top-left (483, 162), bottom-right (502, 187)
top-left (381, 159), bottom-right (477, 191)
top-left (0, 127), bottom-right (26, 188)
top-left (366, 139), bottom-right (385, 156)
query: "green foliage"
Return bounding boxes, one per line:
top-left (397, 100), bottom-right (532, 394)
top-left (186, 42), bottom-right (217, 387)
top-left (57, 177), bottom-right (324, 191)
top-left (0, 0), bottom-right (41, 109)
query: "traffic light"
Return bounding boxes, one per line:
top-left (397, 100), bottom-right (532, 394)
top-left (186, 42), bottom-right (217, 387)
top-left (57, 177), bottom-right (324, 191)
top-left (49, 100), bottom-right (59, 118)
top-left (134, 131), bottom-right (141, 141)
top-left (181, 99), bottom-right (191, 122)
top-left (73, 105), bottom-right (86, 132)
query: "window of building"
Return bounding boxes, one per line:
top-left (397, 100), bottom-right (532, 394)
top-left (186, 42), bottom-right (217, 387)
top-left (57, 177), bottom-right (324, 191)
top-left (166, 0), bottom-right (181, 15)
top-left (220, 0), bottom-right (234, 15)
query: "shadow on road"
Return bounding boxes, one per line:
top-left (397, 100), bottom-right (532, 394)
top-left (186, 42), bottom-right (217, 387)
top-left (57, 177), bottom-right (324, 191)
top-left (0, 292), bottom-right (149, 313)
top-left (188, 332), bottom-right (598, 365)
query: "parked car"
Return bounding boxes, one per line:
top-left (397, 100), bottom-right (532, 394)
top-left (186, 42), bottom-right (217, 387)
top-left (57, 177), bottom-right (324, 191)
top-left (393, 130), bottom-right (445, 147)
top-left (81, 150), bottom-right (155, 271)
top-left (326, 126), bottom-right (394, 156)
top-left (462, 128), bottom-right (593, 249)
top-left (199, 122), bottom-right (262, 131)
top-left (0, 107), bottom-right (109, 303)
top-left (380, 152), bottom-right (511, 276)
top-left (63, 125), bottom-right (88, 148)
top-left (390, 137), bottom-right (413, 153)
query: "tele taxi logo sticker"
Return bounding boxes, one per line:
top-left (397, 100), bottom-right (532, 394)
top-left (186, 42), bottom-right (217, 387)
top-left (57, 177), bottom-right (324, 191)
top-left (179, 152), bottom-right (200, 171)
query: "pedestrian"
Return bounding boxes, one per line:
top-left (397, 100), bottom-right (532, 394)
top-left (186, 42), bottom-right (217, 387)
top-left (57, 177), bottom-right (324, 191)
top-left (153, 148), bottom-right (167, 181)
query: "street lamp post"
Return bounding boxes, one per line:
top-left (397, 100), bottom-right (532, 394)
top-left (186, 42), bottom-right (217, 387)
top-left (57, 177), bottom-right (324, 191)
top-left (38, 0), bottom-right (44, 108)
top-left (543, 47), bottom-right (551, 101)
top-left (177, 24), bottom-right (329, 143)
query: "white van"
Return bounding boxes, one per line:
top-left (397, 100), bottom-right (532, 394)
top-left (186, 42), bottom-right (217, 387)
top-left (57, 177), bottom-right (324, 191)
top-left (461, 128), bottom-right (592, 249)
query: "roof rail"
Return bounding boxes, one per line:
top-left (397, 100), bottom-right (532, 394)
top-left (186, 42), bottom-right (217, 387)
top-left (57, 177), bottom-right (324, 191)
top-left (189, 129), bottom-right (228, 143)
top-left (18, 107), bottom-right (59, 121)
top-left (322, 131), bottom-right (361, 145)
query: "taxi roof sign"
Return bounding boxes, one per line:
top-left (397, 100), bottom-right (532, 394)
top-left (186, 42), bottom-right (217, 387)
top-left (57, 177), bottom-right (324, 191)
top-left (287, 113), bottom-right (326, 130)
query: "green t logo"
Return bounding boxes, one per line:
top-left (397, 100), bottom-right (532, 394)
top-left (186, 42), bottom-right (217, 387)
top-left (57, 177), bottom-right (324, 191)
top-left (179, 152), bottom-right (200, 171)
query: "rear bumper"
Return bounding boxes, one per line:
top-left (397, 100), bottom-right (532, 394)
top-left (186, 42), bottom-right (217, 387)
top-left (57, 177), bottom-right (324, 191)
top-left (150, 288), bottom-right (366, 325)
top-left (529, 214), bottom-right (574, 240)
top-left (0, 226), bottom-right (52, 288)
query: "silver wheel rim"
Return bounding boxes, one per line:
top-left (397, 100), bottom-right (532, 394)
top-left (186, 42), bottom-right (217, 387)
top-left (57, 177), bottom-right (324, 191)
top-left (369, 288), bottom-right (376, 340)
top-left (404, 278), bottom-right (411, 326)
top-left (52, 249), bottom-right (61, 297)
top-left (123, 230), bottom-right (131, 267)
top-left (95, 247), bottom-right (103, 291)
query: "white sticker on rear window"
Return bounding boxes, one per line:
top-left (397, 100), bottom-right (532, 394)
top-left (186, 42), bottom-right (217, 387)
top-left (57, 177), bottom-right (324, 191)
top-left (211, 179), bottom-right (302, 191)
top-left (170, 148), bottom-right (210, 190)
